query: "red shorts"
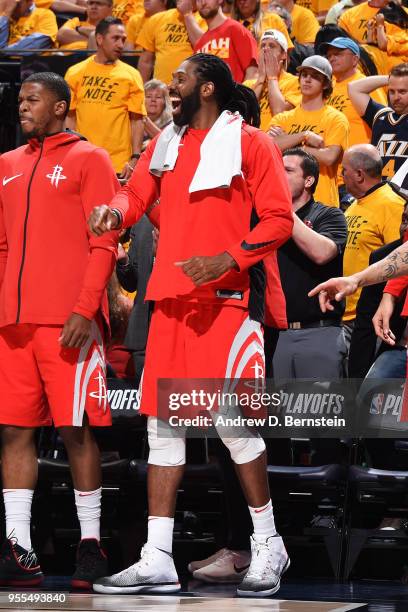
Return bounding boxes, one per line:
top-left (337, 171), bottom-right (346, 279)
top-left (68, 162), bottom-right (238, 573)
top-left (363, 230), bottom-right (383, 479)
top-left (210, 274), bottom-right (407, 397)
top-left (139, 299), bottom-right (265, 417)
top-left (0, 320), bottom-right (112, 428)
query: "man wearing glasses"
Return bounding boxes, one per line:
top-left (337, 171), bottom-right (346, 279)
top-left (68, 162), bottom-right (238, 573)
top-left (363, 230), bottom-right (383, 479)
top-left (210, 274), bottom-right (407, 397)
top-left (57, 0), bottom-right (113, 51)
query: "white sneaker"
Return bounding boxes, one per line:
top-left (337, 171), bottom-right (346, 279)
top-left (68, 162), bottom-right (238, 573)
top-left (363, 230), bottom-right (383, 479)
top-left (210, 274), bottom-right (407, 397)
top-left (192, 549), bottom-right (251, 583)
top-left (188, 548), bottom-right (231, 573)
top-left (236, 534), bottom-right (290, 598)
top-left (93, 543), bottom-right (181, 594)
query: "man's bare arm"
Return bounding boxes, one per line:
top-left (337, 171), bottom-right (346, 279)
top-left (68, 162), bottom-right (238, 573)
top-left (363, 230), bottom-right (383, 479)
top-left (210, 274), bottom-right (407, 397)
top-left (348, 74), bottom-right (389, 117)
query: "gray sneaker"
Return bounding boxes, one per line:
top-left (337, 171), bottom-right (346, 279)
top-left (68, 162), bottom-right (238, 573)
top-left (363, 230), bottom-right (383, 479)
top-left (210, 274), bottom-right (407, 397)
top-left (236, 534), bottom-right (290, 598)
top-left (93, 543), bottom-right (181, 594)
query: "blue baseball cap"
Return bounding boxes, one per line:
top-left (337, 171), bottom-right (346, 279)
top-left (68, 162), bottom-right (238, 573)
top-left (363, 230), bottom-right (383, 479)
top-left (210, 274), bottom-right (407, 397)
top-left (320, 37), bottom-right (360, 58)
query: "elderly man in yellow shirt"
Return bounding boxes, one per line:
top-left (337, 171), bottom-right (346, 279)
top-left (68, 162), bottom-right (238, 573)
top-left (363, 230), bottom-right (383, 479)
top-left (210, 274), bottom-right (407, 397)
top-left (244, 29), bottom-right (300, 131)
top-left (269, 55), bottom-right (349, 208)
top-left (136, 0), bottom-right (206, 83)
top-left (341, 144), bottom-right (405, 347)
top-left (0, 0), bottom-right (57, 50)
top-left (57, 0), bottom-right (112, 50)
top-left (322, 37), bottom-right (386, 148)
top-left (65, 16), bottom-right (146, 180)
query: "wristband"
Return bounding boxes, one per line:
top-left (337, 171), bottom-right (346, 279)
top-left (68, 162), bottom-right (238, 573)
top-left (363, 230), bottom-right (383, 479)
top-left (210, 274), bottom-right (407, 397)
top-left (267, 76), bottom-right (278, 81)
top-left (183, 11), bottom-right (193, 16)
top-left (131, 153), bottom-right (141, 159)
top-left (111, 208), bottom-right (123, 229)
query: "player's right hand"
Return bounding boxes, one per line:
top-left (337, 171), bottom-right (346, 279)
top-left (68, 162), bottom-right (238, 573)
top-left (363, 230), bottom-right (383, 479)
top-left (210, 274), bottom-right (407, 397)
top-left (88, 205), bottom-right (119, 236)
top-left (372, 293), bottom-right (396, 345)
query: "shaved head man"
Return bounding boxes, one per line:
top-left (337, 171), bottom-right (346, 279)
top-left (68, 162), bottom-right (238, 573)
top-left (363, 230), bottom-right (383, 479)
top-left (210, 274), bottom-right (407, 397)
top-left (340, 143), bottom-right (405, 347)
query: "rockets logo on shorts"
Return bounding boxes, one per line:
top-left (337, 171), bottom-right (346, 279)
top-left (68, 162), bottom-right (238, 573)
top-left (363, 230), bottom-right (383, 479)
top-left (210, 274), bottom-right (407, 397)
top-left (73, 321), bottom-right (107, 426)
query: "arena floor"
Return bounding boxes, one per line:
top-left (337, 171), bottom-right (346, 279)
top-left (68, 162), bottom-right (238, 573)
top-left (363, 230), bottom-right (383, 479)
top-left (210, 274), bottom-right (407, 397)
top-left (4, 578), bottom-right (408, 612)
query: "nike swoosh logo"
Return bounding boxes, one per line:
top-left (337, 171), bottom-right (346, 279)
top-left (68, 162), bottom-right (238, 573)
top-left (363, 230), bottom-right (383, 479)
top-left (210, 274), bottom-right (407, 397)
top-left (234, 563), bottom-right (250, 573)
top-left (3, 174), bottom-right (23, 186)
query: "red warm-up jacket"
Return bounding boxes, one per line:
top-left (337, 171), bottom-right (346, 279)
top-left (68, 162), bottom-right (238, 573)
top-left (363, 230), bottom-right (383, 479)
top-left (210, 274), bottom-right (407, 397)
top-left (0, 131), bottom-right (119, 328)
top-left (111, 125), bottom-right (293, 315)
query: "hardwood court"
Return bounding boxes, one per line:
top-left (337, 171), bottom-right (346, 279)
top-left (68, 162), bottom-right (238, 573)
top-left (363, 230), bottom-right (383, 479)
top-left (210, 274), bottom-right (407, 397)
top-left (0, 593), bottom-right (366, 612)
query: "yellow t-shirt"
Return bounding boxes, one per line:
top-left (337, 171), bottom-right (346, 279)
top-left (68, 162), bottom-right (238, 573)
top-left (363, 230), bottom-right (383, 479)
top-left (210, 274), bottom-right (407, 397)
top-left (136, 8), bottom-right (206, 85)
top-left (327, 70), bottom-right (387, 147)
top-left (65, 56), bottom-right (146, 172)
top-left (343, 183), bottom-right (404, 320)
top-left (244, 71), bottom-right (301, 132)
top-left (7, 7), bottom-right (57, 45)
top-left (339, 1), bottom-right (408, 44)
top-left (58, 17), bottom-right (92, 51)
top-left (126, 12), bottom-right (150, 49)
top-left (112, 0), bottom-right (144, 25)
top-left (269, 104), bottom-right (349, 207)
top-left (239, 12), bottom-right (293, 49)
top-left (296, 0), bottom-right (334, 16)
top-left (291, 4), bottom-right (320, 45)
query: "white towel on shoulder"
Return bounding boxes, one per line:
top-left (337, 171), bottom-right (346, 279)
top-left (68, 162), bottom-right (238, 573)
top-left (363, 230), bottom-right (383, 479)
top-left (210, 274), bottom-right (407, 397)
top-left (149, 110), bottom-right (243, 193)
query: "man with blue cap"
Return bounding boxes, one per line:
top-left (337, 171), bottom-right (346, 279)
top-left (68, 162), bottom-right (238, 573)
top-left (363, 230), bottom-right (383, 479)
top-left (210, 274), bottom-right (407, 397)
top-left (321, 37), bottom-right (387, 149)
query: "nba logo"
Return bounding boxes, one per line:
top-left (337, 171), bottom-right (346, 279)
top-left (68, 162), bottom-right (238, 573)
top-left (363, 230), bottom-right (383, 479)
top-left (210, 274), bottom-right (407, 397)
top-left (370, 393), bottom-right (384, 415)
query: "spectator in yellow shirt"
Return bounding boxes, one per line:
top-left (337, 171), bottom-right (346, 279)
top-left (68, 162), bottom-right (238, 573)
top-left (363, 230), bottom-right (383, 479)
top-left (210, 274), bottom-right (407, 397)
top-left (269, 55), bottom-right (349, 207)
top-left (365, 10), bottom-right (408, 71)
top-left (342, 144), bottom-right (404, 335)
top-left (136, 0), bottom-right (206, 83)
top-left (292, 0), bottom-right (333, 24)
top-left (231, 0), bottom-right (293, 48)
top-left (125, 0), bottom-right (168, 50)
top-left (322, 37), bottom-right (387, 147)
top-left (272, 0), bottom-right (319, 45)
top-left (338, 0), bottom-right (408, 43)
top-left (65, 17), bottom-right (146, 179)
top-left (0, 0), bottom-right (57, 50)
top-left (244, 29), bottom-right (300, 131)
top-left (112, 0), bottom-right (143, 25)
top-left (57, 0), bottom-right (112, 50)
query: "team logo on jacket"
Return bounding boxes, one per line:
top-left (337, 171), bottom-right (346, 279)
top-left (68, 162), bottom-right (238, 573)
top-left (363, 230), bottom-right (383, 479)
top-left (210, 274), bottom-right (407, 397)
top-left (46, 165), bottom-right (66, 187)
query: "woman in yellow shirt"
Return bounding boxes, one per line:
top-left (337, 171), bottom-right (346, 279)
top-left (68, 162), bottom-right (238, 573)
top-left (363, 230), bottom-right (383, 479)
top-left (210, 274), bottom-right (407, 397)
top-left (231, 0), bottom-right (293, 48)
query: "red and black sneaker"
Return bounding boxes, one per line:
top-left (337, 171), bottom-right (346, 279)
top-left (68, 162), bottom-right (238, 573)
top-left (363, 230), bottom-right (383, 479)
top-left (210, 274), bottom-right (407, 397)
top-left (71, 538), bottom-right (108, 590)
top-left (0, 538), bottom-right (43, 586)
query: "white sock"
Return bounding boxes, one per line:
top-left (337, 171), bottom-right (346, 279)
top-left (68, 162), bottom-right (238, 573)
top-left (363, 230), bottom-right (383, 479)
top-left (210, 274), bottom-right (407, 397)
top-left (74, 487), bottom-right (101, 541)
top-left (248, 500), bottom-right (277, 539)
top-left (147, 516), bottom-right (174, 553)
top-left (3, 489), bottom-right (34, 551)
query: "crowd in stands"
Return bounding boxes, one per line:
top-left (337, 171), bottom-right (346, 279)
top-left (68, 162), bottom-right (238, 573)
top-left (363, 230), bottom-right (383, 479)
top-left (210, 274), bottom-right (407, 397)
top-left (1, 0), bottom-right (408, 474)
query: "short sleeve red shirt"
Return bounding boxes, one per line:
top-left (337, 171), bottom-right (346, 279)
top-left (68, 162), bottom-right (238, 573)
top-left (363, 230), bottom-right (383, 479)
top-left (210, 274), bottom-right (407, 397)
top-left (194, 18), bottom-right (258, 83)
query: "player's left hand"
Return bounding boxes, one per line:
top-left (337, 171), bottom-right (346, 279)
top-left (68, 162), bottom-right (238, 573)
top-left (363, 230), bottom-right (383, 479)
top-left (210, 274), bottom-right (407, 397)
top-left (175, 252), bottom-right (238, 286)
top-left (308, 276), bottom-right (359, 312)
top-left (59, 313), bottom-right (91, 348)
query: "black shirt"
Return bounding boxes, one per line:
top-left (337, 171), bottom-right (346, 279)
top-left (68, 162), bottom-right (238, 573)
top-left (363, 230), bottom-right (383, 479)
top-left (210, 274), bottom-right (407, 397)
top-left (278, 199), bottom-right (347, 323)
top-left (362, 98), bottom-right (408, 195)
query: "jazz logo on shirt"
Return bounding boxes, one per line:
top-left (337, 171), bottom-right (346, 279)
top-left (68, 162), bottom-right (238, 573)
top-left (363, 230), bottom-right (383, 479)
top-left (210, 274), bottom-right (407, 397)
top-left (196, 37), bottom-right (231, 59)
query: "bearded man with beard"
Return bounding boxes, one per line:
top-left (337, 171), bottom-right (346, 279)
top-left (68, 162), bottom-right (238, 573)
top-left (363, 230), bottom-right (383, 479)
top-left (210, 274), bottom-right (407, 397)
top-left (88, 53), bottom-right (293, 598)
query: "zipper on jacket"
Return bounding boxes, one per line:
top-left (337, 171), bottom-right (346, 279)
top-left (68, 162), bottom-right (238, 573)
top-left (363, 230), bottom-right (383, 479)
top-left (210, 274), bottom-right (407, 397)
top-left (16, 141), bottom-right (44, 323)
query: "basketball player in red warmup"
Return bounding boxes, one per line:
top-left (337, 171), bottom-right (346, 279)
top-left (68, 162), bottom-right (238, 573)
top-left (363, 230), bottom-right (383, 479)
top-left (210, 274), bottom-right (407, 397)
top-left (89, 53), bottom-right (293, 598)
top-left (0, 72), bottom-right (119, 588)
